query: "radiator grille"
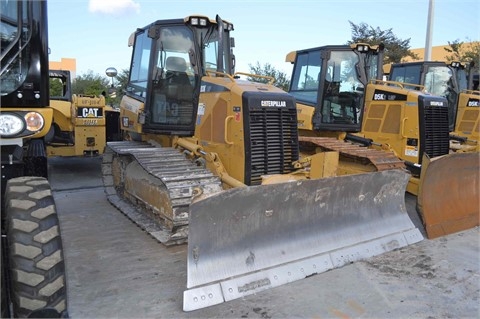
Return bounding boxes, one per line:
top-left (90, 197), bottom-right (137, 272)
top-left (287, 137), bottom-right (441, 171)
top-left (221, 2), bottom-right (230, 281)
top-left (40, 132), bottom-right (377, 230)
top-left (247, 107), bottom-right (299, 185)
top-left (422, 104), bottom-right (450, 158)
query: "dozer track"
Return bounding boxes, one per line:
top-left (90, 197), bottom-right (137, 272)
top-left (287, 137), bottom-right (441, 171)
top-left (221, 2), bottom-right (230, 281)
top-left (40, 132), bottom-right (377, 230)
top-left (299, 136), bottom-right (405, 171)
top-left (102, 141), bottom-right (222, 245)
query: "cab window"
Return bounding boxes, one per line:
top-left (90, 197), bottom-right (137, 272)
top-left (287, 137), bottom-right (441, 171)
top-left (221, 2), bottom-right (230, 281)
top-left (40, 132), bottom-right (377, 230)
top-left (127, 30), bottom-right (152, 99)
top-left (289, 50), bottom-right (321, 104)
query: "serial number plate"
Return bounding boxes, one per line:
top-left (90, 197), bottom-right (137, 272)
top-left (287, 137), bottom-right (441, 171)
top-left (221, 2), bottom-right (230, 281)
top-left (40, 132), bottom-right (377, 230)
top-left (83, 119), bottom-right (98, 126)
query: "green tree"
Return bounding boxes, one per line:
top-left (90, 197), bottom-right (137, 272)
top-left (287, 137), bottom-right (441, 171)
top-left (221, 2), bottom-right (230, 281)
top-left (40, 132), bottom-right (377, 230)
top-left (444, 39), bottom-right (480, 73)
top-left (247, 62), bottom-right (290, 91)
top-left (347, 21), bottom-right (418, 64)
top-left (49, 77), bottom-right (63, 97)
top-left (114, 68), bottom-right (129, 93)
top-left (72, 70), bottom-right (110, 97)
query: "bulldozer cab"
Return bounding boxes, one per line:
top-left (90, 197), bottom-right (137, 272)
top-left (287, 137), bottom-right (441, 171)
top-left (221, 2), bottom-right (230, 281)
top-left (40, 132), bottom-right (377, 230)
top-left (389, 61), bottom-right (465, 131)
top-left (122, 15), bottom-right (234, 136)
top-left (388, 60), bottom-right (479, 152)
top-left (119, 14), bottom-right (301, 188)
top-left (288, 44), bottom-right (382, 132)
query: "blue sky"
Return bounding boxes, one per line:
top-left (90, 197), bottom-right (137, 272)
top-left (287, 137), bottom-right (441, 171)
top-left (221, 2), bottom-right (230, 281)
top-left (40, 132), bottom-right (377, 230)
top-left (48, 0), bottom-right (479, 79)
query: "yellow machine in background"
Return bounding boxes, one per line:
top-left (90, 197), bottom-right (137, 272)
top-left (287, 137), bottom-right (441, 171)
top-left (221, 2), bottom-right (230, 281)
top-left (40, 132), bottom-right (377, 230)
top-left (46, 70), bottom-right (121, 157)
top-left (285, 44), bottom-right (406, 177)
top-left (286, 43), bottom-right (479, 239)
top-left (387, 60), bottom-right (479, 152)
top-left (103, 16), bottom-right (423, 311)
top-left (454, 86), bottom-right (480, 151)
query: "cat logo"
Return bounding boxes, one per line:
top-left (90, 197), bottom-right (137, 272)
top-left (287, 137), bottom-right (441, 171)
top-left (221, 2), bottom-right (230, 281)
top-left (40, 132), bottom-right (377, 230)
top-left (77, 107), bottom-right (103, 118)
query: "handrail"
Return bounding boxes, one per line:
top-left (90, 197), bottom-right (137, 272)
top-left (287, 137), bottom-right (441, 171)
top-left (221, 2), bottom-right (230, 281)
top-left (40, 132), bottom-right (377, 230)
top-left (462, 89), bottom-right (480, 96)
top-left (401, 117), bottom-right (408, 138)
top-left (370, 79), bottom-right (425, 91)
top-left (234, 72), bottom-right (276, 85)
top-left (204, 70), bottom-right (276, 86)
top-left (224, 116), bottom-right (234, 145)
top-left (205, 70), bottom-right (236, 82)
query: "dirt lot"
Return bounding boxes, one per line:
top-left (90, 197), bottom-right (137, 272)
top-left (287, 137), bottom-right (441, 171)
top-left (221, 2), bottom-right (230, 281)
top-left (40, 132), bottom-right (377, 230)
top-left (49, 156), bottom-right (479, 318)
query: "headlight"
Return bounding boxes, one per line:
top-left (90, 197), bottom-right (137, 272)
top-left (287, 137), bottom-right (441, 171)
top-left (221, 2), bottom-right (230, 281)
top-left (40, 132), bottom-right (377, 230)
top-left (25, 112), bottom-right (44, 131)
top-left (356, 45), bottom-right (369, 52)
top-left (0, 113), bottom-right (25, 136)
top-left (189, 17), bottom-right (208, 26)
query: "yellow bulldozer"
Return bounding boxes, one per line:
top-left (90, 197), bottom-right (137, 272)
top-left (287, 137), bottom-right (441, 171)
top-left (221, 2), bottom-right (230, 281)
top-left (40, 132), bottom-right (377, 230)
top-left (286, 43), bottom-right (479, 240)
top-left (386, 60), bottom-right (479, 152)
top-left (103, 16), bottom-right (423, 311)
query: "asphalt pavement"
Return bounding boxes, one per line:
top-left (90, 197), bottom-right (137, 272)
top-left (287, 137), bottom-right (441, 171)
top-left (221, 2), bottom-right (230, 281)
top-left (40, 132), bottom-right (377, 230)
top-left (48, 156), bottom-right (480, 319)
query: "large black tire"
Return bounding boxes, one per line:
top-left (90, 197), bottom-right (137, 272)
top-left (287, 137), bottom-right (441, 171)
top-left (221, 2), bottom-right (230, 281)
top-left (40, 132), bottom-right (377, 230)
top-left (4, 177), bottom-right (68, 318)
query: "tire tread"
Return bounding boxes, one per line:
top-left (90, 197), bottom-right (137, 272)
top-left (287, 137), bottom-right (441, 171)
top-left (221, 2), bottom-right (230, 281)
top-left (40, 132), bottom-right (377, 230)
top-left (4, 176), bottom-right (68, 317)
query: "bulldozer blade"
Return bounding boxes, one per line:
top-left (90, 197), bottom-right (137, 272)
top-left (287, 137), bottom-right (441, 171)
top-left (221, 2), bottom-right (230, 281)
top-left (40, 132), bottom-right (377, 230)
top-left (417, 152), bottom-right (480, 239)
top-left (183, 170), bottom-right (423, 311)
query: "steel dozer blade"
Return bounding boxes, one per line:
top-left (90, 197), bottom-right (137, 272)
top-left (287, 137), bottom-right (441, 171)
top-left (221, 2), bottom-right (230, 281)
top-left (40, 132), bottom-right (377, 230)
top-left (183, 170), bottom-right (423, 311)
top-left (417, 152), bottom-right (480, 239)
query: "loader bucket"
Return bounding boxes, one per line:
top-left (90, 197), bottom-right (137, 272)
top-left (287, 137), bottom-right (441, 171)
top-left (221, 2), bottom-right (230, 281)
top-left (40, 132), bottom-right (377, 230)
top-left (183, 170), bottom-right (423, 311)
top-left (417, 152), bottom-right (480, 239)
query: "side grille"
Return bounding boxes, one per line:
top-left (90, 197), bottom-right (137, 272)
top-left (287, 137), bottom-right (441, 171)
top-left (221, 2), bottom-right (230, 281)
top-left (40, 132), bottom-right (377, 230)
top-left (420, 97), bottom-right (450, 159)
top-left (243, 92), bottom-right (299, 185)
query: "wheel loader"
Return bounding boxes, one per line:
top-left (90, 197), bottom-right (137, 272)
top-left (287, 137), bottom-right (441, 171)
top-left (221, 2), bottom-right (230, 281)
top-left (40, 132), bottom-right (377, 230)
top-left (1, 0), bottom-right (68, 317)
top-left (286, 43), bottom-right (479, 240)
top-left (387, 60), bottom-right (479, 152)
top-left (46, 69), bottom-right (121, 157)
top-left (103, 16), bottom-right (423, 311)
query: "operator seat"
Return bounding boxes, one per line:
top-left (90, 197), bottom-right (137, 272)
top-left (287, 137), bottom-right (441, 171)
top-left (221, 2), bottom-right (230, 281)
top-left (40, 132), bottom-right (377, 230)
top-left (166, 56), bottom-right (191, 86)
top-left (159, 56), bottom-right (194, 124)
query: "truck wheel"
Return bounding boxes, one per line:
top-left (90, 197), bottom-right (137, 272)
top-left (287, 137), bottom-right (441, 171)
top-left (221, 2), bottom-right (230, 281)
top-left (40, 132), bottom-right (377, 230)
top-left (4, 177), bottom-right (68, 318)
